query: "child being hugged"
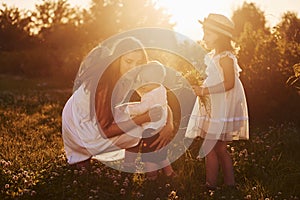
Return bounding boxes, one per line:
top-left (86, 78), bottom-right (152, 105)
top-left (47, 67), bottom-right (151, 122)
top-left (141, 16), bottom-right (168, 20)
top-left (185, 13), bottom-right (249, 190)
top-left (115, 61), bottom-right (176, 180)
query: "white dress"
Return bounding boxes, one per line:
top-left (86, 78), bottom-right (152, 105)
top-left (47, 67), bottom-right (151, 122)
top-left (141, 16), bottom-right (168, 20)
top-left (62, 84), bottom-right (141, 164)
top-left (185, 51), bottom-right (249, 141)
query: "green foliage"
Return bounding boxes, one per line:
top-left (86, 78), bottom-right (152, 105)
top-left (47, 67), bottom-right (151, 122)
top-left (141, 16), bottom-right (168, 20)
top-left (0, 4), bottom-right (34, 51)
top-left (0, 0), bottom-right (174, 79)
top-left (233, 5), bottom-right (300, 123)
top-left (232, 2), bottom-right (268, 38)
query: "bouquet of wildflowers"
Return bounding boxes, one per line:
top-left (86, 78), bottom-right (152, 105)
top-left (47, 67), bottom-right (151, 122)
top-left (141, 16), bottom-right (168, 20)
top-left (183, 68), bottom-right (211, 114)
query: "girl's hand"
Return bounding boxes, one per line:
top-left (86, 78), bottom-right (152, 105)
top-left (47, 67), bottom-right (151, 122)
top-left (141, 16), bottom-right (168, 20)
top-left (192, 85), bottom-right (204, 96)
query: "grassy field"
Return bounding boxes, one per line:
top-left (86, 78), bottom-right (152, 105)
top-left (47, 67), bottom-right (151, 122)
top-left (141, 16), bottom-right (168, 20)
top-left (0, 75), bottom-right (300, 200)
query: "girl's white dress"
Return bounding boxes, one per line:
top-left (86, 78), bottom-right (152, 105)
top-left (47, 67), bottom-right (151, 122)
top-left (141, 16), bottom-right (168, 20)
top-left (185, 51), bottom-right (249, 141)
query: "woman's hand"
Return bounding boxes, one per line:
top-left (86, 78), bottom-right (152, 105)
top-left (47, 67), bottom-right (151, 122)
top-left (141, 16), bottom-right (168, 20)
top-left (150, 105), bottom-right (174, 150)
top-left (150, 122), bottom-right (174, 150)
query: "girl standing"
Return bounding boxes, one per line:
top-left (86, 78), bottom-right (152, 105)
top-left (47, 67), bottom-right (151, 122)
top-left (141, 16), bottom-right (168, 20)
top-left (185, 13), bottom-right (249, 189)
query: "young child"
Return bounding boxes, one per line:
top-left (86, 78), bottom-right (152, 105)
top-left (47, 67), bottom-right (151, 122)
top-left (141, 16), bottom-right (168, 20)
top-left (185, 13), bottom-right (249, 189)
top-left (115, 61), bottom-right (175, 180)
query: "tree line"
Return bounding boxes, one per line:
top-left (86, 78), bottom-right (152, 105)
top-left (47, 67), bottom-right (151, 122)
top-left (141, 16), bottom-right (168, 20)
top-left (0, 0), bottom-right (299, 123)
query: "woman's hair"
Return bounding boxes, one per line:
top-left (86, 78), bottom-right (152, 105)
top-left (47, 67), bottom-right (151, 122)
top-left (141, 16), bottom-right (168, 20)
top-left (110, 37), bottom-right (148, 61)
top-left (96, 37), bottom-right (148, 130)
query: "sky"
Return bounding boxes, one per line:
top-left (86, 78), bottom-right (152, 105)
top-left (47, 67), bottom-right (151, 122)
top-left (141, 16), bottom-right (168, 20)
top-left (2, 0), bottom-right (300, 40)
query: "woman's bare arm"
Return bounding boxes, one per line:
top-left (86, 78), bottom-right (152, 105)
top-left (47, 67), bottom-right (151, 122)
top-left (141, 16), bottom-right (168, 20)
top-left (100, 106), bottom-right (163, 138)
top-left (100, 112), bottom-right (149, 138)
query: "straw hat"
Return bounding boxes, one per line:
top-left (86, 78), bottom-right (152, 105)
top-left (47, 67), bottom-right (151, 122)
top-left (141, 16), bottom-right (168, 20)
top-left (198, 13), bottom-right (235, 38)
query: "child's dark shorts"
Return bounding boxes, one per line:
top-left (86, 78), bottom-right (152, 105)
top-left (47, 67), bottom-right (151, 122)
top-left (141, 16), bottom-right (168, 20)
top-left (141, 129), bottom-right (168, 162)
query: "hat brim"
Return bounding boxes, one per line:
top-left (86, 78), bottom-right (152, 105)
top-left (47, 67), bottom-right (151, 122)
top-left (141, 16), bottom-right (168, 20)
top-left (197, 19), bottom-right (233, 38)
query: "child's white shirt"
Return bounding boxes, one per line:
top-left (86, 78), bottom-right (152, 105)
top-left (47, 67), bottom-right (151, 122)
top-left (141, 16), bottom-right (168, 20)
top-left (125, 84), bottom-right (168, 131)
top-left (114, 84), bottom-right (168, 137)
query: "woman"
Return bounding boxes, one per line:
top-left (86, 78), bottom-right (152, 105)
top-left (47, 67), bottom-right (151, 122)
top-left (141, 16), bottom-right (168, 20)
top-left (62, 37), bottom-right (174, 169)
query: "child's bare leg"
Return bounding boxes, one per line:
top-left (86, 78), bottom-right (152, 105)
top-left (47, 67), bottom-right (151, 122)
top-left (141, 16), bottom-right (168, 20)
top-left (160, 159), bottom-right (175, 176)
top-left (205, 148), bottom-right (219, 188)
top-left (144, 162), bottom-right (159, 180)
top-left (215, 141), bottom-right (235, 186)
top-left (202, 139), bottom-right (219, 188)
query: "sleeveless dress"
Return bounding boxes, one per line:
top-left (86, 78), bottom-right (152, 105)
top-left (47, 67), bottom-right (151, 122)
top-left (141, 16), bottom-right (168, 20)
top-left (62, 84), bottom-right (142, 164)
top-left (185, 51), bottom-right (249, 141)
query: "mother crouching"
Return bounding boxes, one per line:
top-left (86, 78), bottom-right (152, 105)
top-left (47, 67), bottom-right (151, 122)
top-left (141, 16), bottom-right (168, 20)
top-left (61, 36), bottom-right (174, 170)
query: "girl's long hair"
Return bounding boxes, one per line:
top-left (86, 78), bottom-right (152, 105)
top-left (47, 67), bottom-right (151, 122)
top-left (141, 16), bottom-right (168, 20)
top-left (215, 34), bottom-right (235, 53)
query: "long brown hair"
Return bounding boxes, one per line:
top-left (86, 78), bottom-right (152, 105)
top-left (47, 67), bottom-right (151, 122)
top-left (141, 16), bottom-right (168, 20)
top-left (215, 34), bottom-right (234, 53)
top-left (95, 37), bottom-right (148, 130)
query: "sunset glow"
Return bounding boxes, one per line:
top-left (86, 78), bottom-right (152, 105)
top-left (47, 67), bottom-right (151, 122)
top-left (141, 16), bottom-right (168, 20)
top-left (2, 0), bottom-right (300, 40)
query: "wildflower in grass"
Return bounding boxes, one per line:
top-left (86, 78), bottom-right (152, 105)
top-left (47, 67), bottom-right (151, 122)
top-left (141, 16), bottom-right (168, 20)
top-left (124, 177), bottom-right (130, 183)
top-left (230, 147), bottom-right (235, 152)
top-left (110, 174), bottom-right (115, 180)
top-left (94, 168), bottom-right (101, 175)
top-left (136, 191), bottom-right (143, 198)
top-left (5, 184), bottom-right (10, 189)
top-left (122, 181), bottom-right (128, 187)
top-left (113, 180), bottom-right (119, 186)
top-left (13, 175), bottom-right (18, 181)
top-left (120, 188), bottom-right (126, 195)
top-left (117, 174), bottom-right (121, 179)
top-left (30, 190), bottom-right (36, 196)
top-left (168, 191), bottom-right (178, 199)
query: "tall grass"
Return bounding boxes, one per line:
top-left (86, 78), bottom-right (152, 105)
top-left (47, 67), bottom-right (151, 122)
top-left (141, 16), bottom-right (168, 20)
top-left (0, 76), bottom-right (299, 199)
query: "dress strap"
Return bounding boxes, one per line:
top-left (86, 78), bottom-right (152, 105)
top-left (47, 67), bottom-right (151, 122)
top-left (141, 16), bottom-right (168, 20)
top-left (217, 51), bottom-right (242, 76)
top-left (218, 51), bottom-right (234, 58)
